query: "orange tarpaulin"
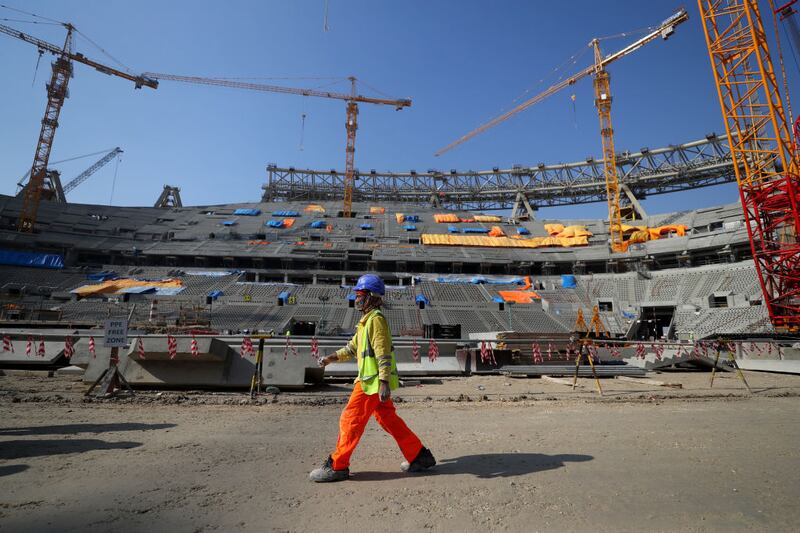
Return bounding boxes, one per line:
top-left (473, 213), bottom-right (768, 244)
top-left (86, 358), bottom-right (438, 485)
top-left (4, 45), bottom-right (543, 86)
top-left (421, 234), bottom-right (589, 248)
top-left (557, 225), bottom-right (592, 238)
top-left (395, 213), bottom-right (405, 223)
top-left (488, 226), bottom-right (506, 237)
top-left (304, 204), bottom-right (325, 213)
top-left (648, 224), bottom-right (687, 239)
top-left (283, 218), bottom-right (295, 228)
top-left (544, 223), bottom-right (564, 236)
top-left (433, 214), bottom-right (460, 223)
top-left (72, 278), bottom-right (183, 297)
top-left (474, 215), bottom-right (502, 223)
top-left (498, 290), bottom-right (541, 303)
top-left (370, 207), bottom-right (385, 214)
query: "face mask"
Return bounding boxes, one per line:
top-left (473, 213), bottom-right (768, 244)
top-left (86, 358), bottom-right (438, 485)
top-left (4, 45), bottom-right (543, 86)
top-left (355, 292), bottom-right (370, 312)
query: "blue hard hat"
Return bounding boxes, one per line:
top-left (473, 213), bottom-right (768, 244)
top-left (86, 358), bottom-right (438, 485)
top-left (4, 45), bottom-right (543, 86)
top-left (354, 274), bottom-right (385, 296)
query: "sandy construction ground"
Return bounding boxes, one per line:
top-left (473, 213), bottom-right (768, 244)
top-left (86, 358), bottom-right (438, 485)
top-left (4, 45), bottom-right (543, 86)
top-left (1, 371), bottom-right (799, 532)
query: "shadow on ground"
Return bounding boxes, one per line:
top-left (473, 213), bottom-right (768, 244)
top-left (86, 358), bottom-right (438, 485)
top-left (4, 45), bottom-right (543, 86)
top-left (0, 422), bottom-right (175, 436)
top-left (0, 464), bottom-right (29, 477)
top-left (351, 453), bottom-right (593, 481)
top-left (0, 439), bottom-right (142, 460)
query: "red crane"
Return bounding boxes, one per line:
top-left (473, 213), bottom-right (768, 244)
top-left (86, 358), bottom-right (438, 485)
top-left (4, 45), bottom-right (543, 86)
top-left (699, 0), bottom-right (800, 331)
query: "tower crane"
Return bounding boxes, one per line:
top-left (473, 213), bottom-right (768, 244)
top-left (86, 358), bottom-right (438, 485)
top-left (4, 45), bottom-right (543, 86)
top-left (142, 73), bottom-right (411, 218)
top-left (434, 9), bottom-right (689, 253)
top-left (16, 147), bottom-right (123, 202)
top-left (698, 0), bottom-right (800, 331)
top-left (0, 22), bottom-right (157, 232)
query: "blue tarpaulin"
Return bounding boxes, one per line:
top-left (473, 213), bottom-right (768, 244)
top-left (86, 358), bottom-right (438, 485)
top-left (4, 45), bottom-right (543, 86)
top-left (622, 310), bottom-right (636, 319)
top-left (87, 270), bottom-right (118, 281)
top-left (233, 208), bottom-right (261, 216)
top-left (492, 295), bottom-right (506, 303)
top-left (405, 215), bottom-right (420, 222)
top-left (222, 220), bottom-right (237, 226)
top-left (561, 275), bottom-right (577, 288)
top-left (207, 290), bottom-right (224, 300)
top-left (448, 225), bottom-right (460, 233)
top-left (266, 220), bottom-right (284, 228)
top-left (403, 224), bottom-right (417, 231)
top-left (309, 220), bottom-right (326, 228)
top-left (517, 227), bottom-right (530, 235)
top-left (278, 291), bottom-right (291, 302)
top-left (415, 294), bottom-right (429, 305)
top-left (463, 227), bottom-right (489, 234)
top-left (0, 249), bottom-right (64, 269)
top-left (273, 210), bottom-right (300, 217)
top-left (118, 286), bottom-right (157, 295)
top-left (360, 223), bottom-right (373, 230)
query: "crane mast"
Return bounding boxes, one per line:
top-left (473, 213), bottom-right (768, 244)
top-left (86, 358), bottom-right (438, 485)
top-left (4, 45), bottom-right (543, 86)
top-left (591, 40), bottom-right (624, 253)
top-left (18, 25), bottom-right (74, 231)
top-left (699, 0), bottom-right (800, 331)
top-left (0, 22), bottom-right (157, 232)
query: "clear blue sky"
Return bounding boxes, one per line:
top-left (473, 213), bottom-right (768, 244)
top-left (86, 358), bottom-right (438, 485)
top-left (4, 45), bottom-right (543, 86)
top-left (1, 1), bottom-right (797, 219)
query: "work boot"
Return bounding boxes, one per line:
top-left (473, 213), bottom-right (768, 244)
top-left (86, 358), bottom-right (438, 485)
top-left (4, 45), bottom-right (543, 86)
top-left (309, 456), bottom-right (349, 482)
top-left (401, 447), bottom-right (436, 473)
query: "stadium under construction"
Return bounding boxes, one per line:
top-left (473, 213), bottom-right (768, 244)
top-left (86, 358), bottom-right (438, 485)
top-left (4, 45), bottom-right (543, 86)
top-left (0, 3), bottom-right (798, 391)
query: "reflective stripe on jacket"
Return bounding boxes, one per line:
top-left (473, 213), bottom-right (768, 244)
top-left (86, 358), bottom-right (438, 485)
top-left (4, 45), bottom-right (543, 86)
top-left (335, 309), bottom-right (399, 395)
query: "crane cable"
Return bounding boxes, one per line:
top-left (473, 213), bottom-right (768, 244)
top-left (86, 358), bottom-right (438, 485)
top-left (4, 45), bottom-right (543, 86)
top-left (108, 152), bottom-right (121, 205)
top-left (0, 4), bottom-right (64, 24)
top-left (768, 0), bottom-right (797, 152)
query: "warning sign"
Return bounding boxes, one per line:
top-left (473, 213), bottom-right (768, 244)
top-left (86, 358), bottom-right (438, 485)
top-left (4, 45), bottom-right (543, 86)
top-left (103, 319), bottom-right (128, 347)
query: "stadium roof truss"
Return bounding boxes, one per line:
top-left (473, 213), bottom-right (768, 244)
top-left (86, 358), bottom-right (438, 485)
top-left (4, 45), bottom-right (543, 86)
top-left (263, 136), bottom-right (736, 211)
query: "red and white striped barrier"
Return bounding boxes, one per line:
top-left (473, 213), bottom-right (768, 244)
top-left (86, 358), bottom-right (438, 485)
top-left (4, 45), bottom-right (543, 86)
top-left (37, 337), bottom-right (46, 358)
top-left (635, 342), bottom-right (646, 360)
top-left (588, 344), bottom-right (598, 363)
top-left (240, 336), bottom-right (254, 358)
top-left (651, 342), bottom-right (664, 361)
top-left (531, 343), bottom-right (543, 364)
top-left (310, 336), bottom-right (319, 359)
top-left (411, 338), bottom-right (420, 361)
top-left (609, 343), bottom-right (621, 358)
top-left (2, 334), bottom-right (13, 353)
top-left (190, 335), bottom-right (199, 357)
top-left (167, 334), bottom-right (177, 359)
top-left (428, 339), bottom-right (439, 362)
top-left (26, 336), bottom-right (32, 357)
top-left (283, 333), bottom-right (298, 360)
top-left (546, 343), bottom-right (554, 361)
top-left (88, 336), bottom-right (96, 358)
top-left (64, 336), bottom-right (74, 359)
top-left (136, 336), bottom-right (146, 360)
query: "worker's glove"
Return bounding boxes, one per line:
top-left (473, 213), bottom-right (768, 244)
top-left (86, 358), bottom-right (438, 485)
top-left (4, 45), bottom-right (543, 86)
top-left (378, 380), bottom-right (391, 402)
top-left (318, 355), bottom-right (335, 368)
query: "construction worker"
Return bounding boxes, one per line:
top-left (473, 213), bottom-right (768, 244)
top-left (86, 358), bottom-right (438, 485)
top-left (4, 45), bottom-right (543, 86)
top-left (309, 273), bottom-right (435, 482)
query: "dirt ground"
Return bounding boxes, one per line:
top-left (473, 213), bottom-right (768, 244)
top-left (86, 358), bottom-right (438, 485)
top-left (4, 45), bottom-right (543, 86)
top-left (1, 370), bottom-right (799, 532)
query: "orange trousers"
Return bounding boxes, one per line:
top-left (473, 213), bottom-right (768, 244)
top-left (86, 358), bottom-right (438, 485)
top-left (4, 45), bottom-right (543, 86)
top-left (330, 382), bottom-right (423, 470)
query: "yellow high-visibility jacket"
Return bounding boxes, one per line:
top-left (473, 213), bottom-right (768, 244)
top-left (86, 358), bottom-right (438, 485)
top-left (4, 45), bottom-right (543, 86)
top-left (335, 309), bottom-right (399, 394)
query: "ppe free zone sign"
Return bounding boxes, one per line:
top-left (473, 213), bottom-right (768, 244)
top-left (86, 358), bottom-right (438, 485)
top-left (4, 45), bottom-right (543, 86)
top-left (103, 319), bottom-right (129, 347)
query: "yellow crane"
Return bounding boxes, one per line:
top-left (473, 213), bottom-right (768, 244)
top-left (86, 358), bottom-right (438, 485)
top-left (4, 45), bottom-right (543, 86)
top-left (435, 9), bottom-right (689, 253)
top-left (144, 73), bottom-right (411, 218)
top-left (0, 22), bottom-right (157, 232)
